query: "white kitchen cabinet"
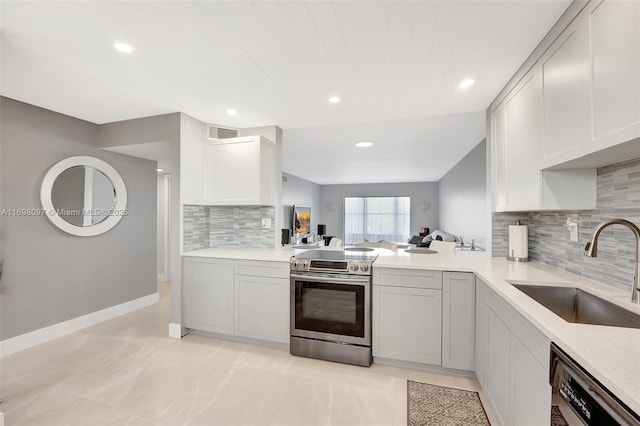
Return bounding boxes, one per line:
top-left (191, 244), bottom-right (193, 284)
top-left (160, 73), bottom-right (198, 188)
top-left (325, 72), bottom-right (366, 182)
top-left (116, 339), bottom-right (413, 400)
top-left (204, 135), bottom-right (276, 205)
top-left (491, 102), bottom-right (507, 212)
top-left (503, 67), bottom-right (543, 211)
top-left (234, 275), bottom-right (289, 344)
top-left (510, 336), bottom-right (551, 426)
top-left (540, 12), bottom-right (590, 168)
top-left (373, 285), bottom-right (442, 365)
top-left (588, 0), bottom-right (640, 152)
top-left (491, 65), bottom-right (596, 212)
top-left (476, 279), bottom-right (552, 426)
top-left (183, 257), bottom-right (234, 334)
top-left (486, 308), bottom-right (512, 425)
top-left (234, 260), bottom-right (289, 344)
top-left (442, 272), bottom-right (475, 371)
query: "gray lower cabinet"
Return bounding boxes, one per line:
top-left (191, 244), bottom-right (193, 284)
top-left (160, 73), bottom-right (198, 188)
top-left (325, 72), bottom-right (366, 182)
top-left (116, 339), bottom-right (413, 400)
top-left (373, 268), bottom-right (443, 365)
top-left (183, 257), bottom-right (234, 334)
top-left (183, 257), bottom-right (289, 344)
top-left (442, 272), bottom-right (475, 371)
top-left (476, 278), bottom-right (552, 426)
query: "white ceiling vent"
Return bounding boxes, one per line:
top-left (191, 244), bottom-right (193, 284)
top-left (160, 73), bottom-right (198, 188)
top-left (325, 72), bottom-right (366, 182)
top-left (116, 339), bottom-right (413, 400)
top-left (206, 125), bottom-right (238, 140)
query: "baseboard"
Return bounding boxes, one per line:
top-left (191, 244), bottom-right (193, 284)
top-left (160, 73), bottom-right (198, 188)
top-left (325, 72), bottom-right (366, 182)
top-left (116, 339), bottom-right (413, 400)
top-left (372, 357), bottom-right (476, 378)
top-left (168, 322), bottom-right (184, 339)
top-left (0, 292), bottom-right (159, 357)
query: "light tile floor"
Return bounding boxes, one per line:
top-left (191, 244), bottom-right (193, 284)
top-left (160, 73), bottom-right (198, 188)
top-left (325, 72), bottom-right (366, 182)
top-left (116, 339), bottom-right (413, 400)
top-left (1, 282), bottom-right (489, 426)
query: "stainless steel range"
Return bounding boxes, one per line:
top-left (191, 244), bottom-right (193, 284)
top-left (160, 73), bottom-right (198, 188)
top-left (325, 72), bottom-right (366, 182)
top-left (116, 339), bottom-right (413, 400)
top-left (290, 248), bottom-right (378, 367)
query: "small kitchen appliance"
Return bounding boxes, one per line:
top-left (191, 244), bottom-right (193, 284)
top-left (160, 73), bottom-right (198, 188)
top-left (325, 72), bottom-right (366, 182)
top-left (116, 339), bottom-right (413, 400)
top-left (290, 249), bottom-right (378, 366)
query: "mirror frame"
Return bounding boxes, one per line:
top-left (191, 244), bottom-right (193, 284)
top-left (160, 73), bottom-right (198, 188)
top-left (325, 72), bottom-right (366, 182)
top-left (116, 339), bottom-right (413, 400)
top-left (40, 156), bottom-right (128, 236)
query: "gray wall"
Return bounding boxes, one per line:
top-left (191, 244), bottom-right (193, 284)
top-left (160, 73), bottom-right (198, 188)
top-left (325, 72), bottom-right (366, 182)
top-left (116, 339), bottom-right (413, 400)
top-left (493, 158), bottom-right (640, 293)
top-left (318, 182), bottom-right (439, 241)
top-left (0, 97), bottom-right (157, 340)
top-left (281, 172), bottom-right (321, 234)
top-left (438, 140), bottom-right (487, 248)
top-left (98, 113), bottom-right (182, 325)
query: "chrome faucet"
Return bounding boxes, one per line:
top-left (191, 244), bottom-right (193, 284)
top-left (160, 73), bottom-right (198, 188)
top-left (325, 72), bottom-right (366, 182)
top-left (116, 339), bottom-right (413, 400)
top-left (584, 219), bottom-right (640, 304)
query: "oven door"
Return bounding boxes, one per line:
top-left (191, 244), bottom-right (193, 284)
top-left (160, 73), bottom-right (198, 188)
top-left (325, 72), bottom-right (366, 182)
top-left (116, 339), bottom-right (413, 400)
top-left (290, 272), bottom-right (370, 346)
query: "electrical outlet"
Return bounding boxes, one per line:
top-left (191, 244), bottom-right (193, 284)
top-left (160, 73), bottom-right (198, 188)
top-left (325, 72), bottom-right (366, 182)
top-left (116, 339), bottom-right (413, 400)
top-left (569, 222), bottom-right (579, 242)
top-left (261, 218), bottom-right (271, 229)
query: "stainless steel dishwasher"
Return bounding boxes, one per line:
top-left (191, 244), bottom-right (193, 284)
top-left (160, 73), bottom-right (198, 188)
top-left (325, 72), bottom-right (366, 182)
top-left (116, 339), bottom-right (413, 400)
top-left (550, 343), bottom-right (640, 425)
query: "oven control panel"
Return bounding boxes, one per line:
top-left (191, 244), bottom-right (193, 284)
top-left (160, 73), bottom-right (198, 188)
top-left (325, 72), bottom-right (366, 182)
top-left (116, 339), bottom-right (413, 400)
top-left (290, 257), bottom-right (373, 275)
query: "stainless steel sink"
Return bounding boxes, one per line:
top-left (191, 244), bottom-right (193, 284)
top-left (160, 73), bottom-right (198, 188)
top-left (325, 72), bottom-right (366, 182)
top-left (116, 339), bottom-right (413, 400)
top-left (404, 248), bottom-right (438, 254)
top-left (512, 284), bottom-right (640, 329)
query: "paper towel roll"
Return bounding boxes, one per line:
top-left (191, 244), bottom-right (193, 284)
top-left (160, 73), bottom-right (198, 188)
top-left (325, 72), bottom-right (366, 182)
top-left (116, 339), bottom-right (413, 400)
top-left (508, 224), bottom-right (529, 261)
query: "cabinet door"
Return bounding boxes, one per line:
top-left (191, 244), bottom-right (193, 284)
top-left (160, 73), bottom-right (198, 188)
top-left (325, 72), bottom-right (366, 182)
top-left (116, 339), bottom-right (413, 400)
top-left (509, 337), bottom-right (552, 426)
top-left (475, 280), bottom-right (489, 389)
top-left (442, 272), bottom-right (475, 371)
top-left (541, 13), bottom-right (590, 168)
top-left (234, 275), bottom-right (289, 344)
top-left (491, 102), bottom-right (507, 212)
top-left (183, 258), bottom-right (234, 334)
top-left (373, 285), bottom-right (442, 365)
top-left (503, 67), bottom-right (543, 211)
top-left (204, 137), bottom-right (260, 205)
top-left (486, 308), bottom-right (511, 426)
top-left (589, 0), bottom-right (640, 150)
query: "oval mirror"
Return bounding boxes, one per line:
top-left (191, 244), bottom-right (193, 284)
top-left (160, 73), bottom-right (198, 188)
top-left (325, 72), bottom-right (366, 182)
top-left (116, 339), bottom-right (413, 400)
top-left (41, 156), bottom-right (127, 236)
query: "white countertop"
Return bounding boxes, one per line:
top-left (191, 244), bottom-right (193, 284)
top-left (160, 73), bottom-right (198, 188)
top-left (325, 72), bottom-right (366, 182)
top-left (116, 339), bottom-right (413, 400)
top-left (182, 246), bottom-right (640, 414)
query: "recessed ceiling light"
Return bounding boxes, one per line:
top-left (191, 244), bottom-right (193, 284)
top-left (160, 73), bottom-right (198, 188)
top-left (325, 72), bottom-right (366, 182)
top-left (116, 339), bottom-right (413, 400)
top-left (157, 168), bottom-right (164, 173)
top-left (459, 78), bottom-right (475, 89)
top-left (329, 96), bottom-right (340, 103)
top-left (113, 42), bottom-right (134, 54)
top-left (355, 141), bottom-right (373, 148)
top-left (226, 108), bottom-right (237, 116)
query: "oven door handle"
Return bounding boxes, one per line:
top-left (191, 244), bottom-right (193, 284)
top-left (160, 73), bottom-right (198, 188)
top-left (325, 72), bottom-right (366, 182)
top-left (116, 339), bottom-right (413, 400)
top-left (291, 273), bottom-right (370, 285)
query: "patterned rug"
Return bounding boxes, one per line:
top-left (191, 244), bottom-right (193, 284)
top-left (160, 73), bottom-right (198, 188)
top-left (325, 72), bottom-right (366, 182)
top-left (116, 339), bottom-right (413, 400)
top-left (407, 380), bottom-right (490, 426)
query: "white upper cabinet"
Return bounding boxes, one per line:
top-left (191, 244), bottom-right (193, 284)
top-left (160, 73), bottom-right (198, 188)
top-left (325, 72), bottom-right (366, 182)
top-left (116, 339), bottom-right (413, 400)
top-left (588, 0), bottom-right (640, 151)
top-left (491, 65), bottom-right (596, 212)
top-left (503, 67), bottom-right (544, 211)
top-left (540, 12), bottom-right (591, 169)
top-left (204, 135), bottom-right (276, 206)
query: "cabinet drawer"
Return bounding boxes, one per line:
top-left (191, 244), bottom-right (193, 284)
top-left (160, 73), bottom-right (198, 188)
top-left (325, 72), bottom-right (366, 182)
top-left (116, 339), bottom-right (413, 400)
top-left (374, 268), bottom-right (442, 289)
top-left (234, 260), bottom-right (289, 279)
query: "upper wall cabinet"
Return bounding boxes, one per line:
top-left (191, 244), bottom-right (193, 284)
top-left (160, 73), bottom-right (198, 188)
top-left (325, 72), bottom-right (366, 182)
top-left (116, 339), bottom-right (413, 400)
top-left (588, 0), bottom-right (640, 152)
top-left (204, 135), bottom-right (276, 206)
top-left (540, 0), bottom-right (640, 168)
top-left (540, 13), bottom-right (591, 168)
top-left (491, 66), bottom-right (596, 212)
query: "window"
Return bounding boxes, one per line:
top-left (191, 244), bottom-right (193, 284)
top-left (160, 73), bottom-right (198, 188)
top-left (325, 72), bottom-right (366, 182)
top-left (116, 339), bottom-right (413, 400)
top-left (344, 196), bottom-right (410, 245)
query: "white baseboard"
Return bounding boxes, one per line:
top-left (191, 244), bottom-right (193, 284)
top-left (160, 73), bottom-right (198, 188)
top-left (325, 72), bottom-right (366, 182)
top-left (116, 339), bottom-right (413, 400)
top-left (168, 322), bottom-right (183, 339)
top-left (0, 292), bottom-right (159, 357)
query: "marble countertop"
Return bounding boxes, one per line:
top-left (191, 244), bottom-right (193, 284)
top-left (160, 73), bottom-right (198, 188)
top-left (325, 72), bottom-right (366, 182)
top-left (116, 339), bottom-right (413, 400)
top-left (182, 246), bottom-right (640, 414)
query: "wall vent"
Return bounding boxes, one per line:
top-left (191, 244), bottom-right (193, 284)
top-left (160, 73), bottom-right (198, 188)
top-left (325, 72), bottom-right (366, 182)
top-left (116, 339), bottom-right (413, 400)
top-left (282, 175), bottom-right (288, 183)
top-left (206, 125), bottom-right (238, 140)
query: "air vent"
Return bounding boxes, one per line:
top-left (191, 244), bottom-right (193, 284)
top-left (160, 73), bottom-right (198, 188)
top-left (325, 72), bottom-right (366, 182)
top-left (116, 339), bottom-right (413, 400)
top-left (282, 175), bottom-right (288, 183)
top-left (206, 125), bottom-right (238, 140)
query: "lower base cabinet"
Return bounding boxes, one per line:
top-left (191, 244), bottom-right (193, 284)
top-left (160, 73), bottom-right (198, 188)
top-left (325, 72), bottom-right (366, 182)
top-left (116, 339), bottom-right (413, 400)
top-left (183, 257), bottom-right (234, 334)
top-left (442, 272), bottom-right (475, 370)
top-left (372, 268), bottom-right (443, 365)
top-left (183, 257), bottom-right (289, 344)
top-left (477, 279), bottom-right (551, 426)
top-left (234, 274), bottom-right (289, 344)
top-left (373, 285), bottom-right (442, 364)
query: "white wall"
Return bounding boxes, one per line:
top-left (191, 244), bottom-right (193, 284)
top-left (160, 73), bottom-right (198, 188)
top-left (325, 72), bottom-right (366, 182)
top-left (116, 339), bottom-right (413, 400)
top-left (318, 182), bottom-right (439, 241)
top-left (281, 172), bottom-right (321, 234)
top-left (438, 139), bottom-right (487, 248)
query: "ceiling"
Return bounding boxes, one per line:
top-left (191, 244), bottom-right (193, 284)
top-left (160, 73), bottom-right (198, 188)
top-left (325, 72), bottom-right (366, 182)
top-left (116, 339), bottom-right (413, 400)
top-left (1, 1), bottom-right (571, 183)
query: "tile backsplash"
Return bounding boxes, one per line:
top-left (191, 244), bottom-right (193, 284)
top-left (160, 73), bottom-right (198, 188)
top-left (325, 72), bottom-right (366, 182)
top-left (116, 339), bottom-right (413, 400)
top-left (183, 205), bottom-right (276, 250)
top-left (493, 158), bottom-right (640, 292)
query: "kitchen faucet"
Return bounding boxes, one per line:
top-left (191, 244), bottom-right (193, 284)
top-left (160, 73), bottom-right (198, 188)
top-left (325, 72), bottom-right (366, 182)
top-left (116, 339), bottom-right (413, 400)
top-left (584, 218), bottom-right (640, 304)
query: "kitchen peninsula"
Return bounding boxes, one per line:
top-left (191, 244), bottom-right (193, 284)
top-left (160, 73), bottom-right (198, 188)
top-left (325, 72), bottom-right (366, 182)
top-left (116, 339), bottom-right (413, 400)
top-left (182, 246), bottom-right (640, 423)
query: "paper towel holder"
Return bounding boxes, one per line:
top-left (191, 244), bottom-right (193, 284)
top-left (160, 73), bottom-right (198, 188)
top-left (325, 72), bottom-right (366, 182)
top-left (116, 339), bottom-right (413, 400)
top-left (507, 220), bottom-right (530, 262)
